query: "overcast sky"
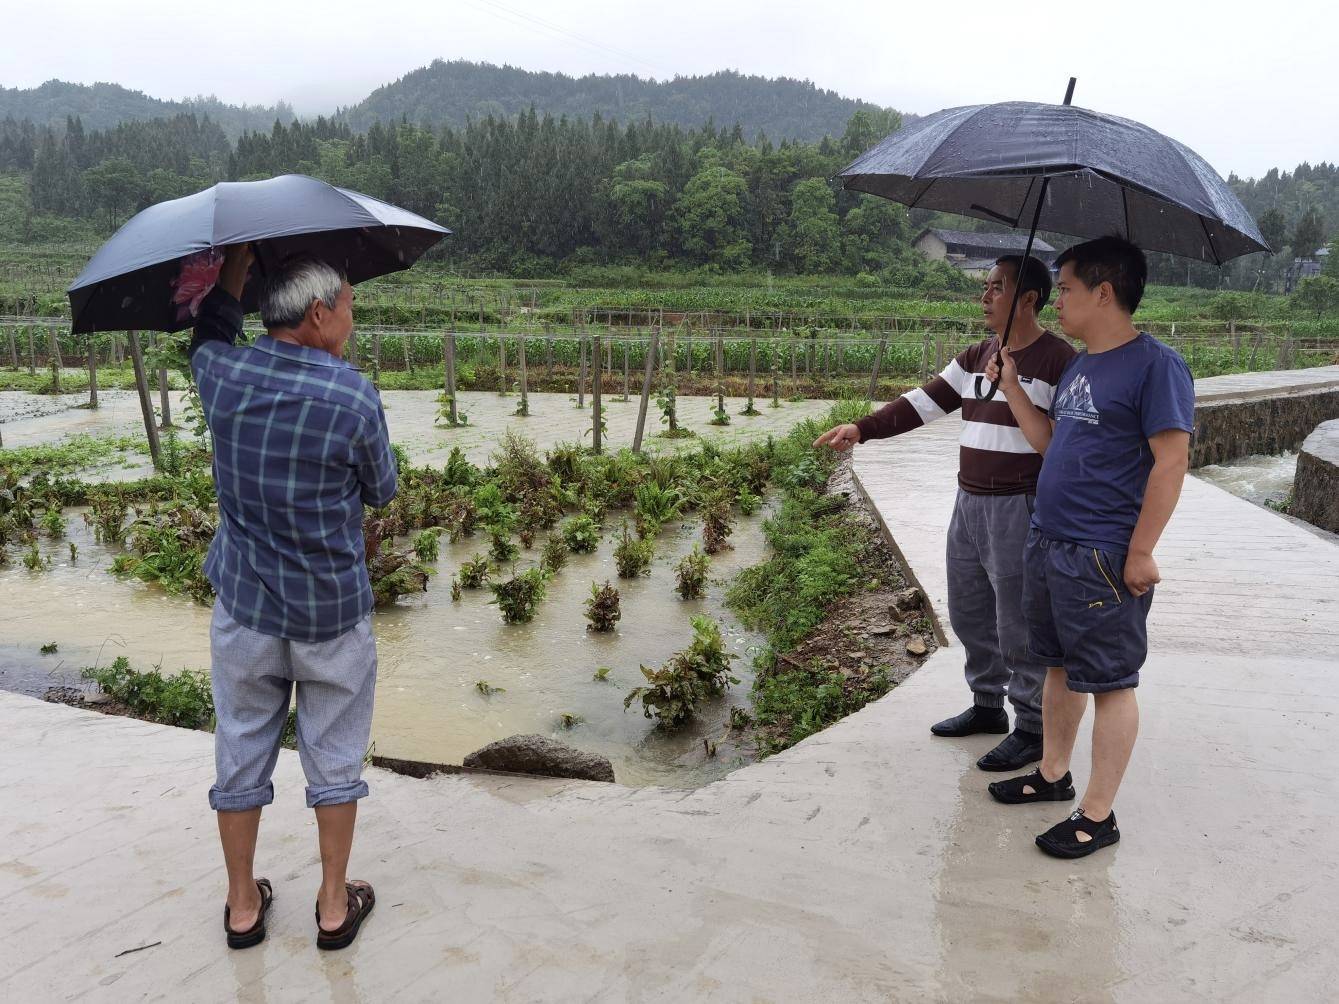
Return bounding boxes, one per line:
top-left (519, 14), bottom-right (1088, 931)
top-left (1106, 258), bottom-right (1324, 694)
top-left (5, 0), bottom-right (1332, 179)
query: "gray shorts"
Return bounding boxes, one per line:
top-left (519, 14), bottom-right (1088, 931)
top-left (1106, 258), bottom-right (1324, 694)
top-left (208, 599), bottom-right (378, 811)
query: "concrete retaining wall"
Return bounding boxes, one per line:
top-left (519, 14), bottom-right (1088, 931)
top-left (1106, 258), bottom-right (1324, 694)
top-left (1192, 385), bottom-right (1339, 467)
top-left (1291, 419), bottom-right (1339, 534)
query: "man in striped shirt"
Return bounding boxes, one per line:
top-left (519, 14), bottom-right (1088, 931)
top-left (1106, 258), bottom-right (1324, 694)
top-left (815, 256), bottom-right (1075, 771)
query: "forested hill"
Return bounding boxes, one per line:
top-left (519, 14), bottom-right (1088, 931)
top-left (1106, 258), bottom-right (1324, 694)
top-left (0, 80), bottom-right (295, 139)
top-left (338, 61), bottom-right (900, 142)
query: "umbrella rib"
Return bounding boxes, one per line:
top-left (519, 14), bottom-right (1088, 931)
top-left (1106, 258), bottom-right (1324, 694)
top-left (1122, 187), bottom-right (1131, 242)
top-left (1199, 215), bottom-right (1222, 267)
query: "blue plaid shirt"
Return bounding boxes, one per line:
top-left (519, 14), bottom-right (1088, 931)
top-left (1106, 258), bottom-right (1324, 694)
top-left (190, 289), bottom-right (397, 642)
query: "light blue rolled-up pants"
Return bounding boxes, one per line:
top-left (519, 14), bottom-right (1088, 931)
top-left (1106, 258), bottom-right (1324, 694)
top-left (208, 599), bottom-right (377, 812)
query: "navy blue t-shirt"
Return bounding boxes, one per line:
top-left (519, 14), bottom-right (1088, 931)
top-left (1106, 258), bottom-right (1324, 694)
top-left (1033, 333), bottom-right (1195, 552)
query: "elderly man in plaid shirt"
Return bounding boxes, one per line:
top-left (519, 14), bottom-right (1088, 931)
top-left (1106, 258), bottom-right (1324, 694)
top-left (191, 244), bottom-right (396, 951)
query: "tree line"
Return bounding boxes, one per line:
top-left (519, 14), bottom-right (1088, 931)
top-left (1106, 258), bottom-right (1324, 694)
top-left (1, 103), bottom-right (1335, 293)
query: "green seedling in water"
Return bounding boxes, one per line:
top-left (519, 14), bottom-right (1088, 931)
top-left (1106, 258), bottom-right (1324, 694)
top-left (593, 666), bottom-right (612, 682)
top-left (558, 712), bottom-right (583, 730)
top-left (23, 543), bottom-right (47, 571)
top-left (450, 576), bottom-right (462, 602)
top-left (475, 680), bottom-right (505, 696)
top-left (68, 541), bottom-right (78, 563)
top-left (40, 642), bottom-right (58, 655)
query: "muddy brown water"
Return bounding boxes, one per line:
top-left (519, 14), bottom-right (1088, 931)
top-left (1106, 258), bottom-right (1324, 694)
top-left (1, 388), bottom-right (846, 786)
top-left (0, 506), bottom-right (772, 788)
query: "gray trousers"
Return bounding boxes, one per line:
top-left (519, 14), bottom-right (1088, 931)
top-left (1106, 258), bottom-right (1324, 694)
top-left (945, 490), bottom-right (1043, 732)
top-left (208, 600), bottom-right (378, 812)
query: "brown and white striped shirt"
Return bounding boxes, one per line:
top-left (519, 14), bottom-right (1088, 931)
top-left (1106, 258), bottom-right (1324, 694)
top-left (854, 332), bottom-right (1076, 496)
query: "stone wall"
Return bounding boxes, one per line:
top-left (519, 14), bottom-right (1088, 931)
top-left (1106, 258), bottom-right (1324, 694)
top-left (1291, 420), bottom-right (1339, 534)
top-left (1192, 388), bottom-right (1339, 467)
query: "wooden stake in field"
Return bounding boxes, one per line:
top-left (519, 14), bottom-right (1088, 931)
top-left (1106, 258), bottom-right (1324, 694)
top-left (517, 333), bottom-right (529, 415)
top-left (127, 330), bottom-right (161, 468)
top-left (591, 331), bottom-right (603, 454)
top-left (27, 326), bottom-right (36, 374)
top-left (443, 332), bottom-right (458, 425)
top-left (6, 326), bottom-right (16, 369)
top-left (622, 338), bottom-right (631, 401)
top-left (87, 336), bottom-right (99, 410)
top-left (498, 335), bottom-right (508, 395)
top-left (372, 331), bottom-right (382, 390)
top-left (577, 333), bottom-right (588, 408)
top-left (868, 334), bottom-right (888, 403)
top-left (745, 334), bottom-right (758, 412)
top-left (632, 327), bottom-right (660, 455)
top-left (153, 332), bottom-right (172, 428)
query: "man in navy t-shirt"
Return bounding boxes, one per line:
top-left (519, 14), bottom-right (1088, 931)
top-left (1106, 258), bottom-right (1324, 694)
top-left (983, 236), bottom-right (1195, 859)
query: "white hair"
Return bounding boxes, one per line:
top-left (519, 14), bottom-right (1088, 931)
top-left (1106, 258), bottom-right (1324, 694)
top-left (259, 256), bottom-right (347, 330)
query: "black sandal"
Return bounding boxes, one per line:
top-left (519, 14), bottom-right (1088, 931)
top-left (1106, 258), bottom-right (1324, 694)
top-left (224, 878), bottom-right (273, 950)
top-left (316, 881), bottom-right (375, 951)
top-left (988, 769), bottom-right (1076, 805)
top-left (1036, 809), bottom-right (1120, 859)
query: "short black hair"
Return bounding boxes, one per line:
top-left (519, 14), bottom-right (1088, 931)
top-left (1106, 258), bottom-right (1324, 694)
top-left (993, 254), bottom-right (1053, 311)
top-left (1053, 236), bottom-right (1148, 314)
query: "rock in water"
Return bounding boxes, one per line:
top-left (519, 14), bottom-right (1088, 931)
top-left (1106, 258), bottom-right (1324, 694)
top-left (463, 734), bottom-right (616, 783)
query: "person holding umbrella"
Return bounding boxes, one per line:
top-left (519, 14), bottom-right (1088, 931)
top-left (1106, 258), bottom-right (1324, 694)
top-left (193, 243), bottom-right (394, 949)
top-left (67, 174), bottom-right (450, 947)
top-left (814, 254), bottom-right (1074, 771)
top-left (984, 235), bottom-right (1194, 859)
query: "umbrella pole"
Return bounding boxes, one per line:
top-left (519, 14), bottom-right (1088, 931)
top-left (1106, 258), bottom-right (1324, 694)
top-left (976, 77), bottom-right (1076, 403)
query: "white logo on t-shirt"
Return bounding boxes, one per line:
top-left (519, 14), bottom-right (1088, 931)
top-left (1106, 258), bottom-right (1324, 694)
top-left (1054, 374), bottom-right (1100, 425)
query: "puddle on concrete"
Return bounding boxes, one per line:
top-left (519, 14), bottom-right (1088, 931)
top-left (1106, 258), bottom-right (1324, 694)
top-left (1194, 452), bottom-right (1297, 507)
top-left (0, 507), bottom-right (771, 788)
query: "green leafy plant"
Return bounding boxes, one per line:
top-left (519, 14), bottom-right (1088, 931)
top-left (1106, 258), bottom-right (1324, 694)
top-left (558, 712), bottom-right (583, 730)
top-left (561, 514), bottom-right (600, 553)
top-left (459, 555), bottom-right (491, 588)
top-left (491, 566), bottom-right (549, 623)
top-left (701, 494), bottom-right (734, 554)
top-left (623, 616), bottom-right (739, 727)
top-left (593, 666), bottom-right (613, 682)
top-left (675, 545), bottom-right (710, 599)
top-left (40, 641), bottom-right (58, 655)
top-left (475, 680), bottom-right (505, 696)
top-left (451, 576), bottom-right (462, 602)
top-left (613, 522), bottom-right (654, 578)
top-left (84, 489), bottom-right (130, 545)
top-left (81, 657), bottom-right (215, 730)
top-left (41, 506), bottom-right (64, 539)
top-left (413, 529), bottom-right (441, 562)
top-left (488, 526), bottom-right (519, 564)
top-left (633, 481), bottom-right (683, 537)
top-left (585, 580), bottom-right (622, 632)
top-left (736, 485), bottom-right (761, 516)
top-left (540, 534), bottom-right (570, 573)
top-left (68, 541), bottom-right (77, 563)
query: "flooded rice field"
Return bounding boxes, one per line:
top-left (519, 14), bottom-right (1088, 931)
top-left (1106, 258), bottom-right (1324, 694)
top-left (2, 389), bottom-right (840, 787)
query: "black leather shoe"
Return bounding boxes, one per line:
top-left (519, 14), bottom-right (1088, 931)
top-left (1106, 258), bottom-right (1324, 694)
top-left (976, 729), bottom-right (1044, 771)
top-left (930, 706), bottom-right (1009, 738)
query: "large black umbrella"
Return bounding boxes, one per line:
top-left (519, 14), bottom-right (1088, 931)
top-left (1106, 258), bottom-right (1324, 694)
top-left (839, 80), bottom-right (1268, 397)
top-left (68, 174), bottom-right (451, 334)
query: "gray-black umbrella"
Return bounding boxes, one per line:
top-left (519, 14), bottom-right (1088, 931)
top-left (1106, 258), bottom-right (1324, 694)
top-left (839, 79), bottom-right (1268, 397)
top-left (68, 174), bottom-right (451, 334)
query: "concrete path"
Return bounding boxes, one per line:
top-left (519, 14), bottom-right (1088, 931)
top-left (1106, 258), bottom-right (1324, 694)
top-left (4, 397), bottom-right (1339, 1000)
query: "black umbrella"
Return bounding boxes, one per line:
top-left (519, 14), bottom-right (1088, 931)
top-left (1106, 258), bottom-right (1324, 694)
top-left (68, 174), bottom-right (451, 334)
top-left (839, 79), bottom-right (1268, 398)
